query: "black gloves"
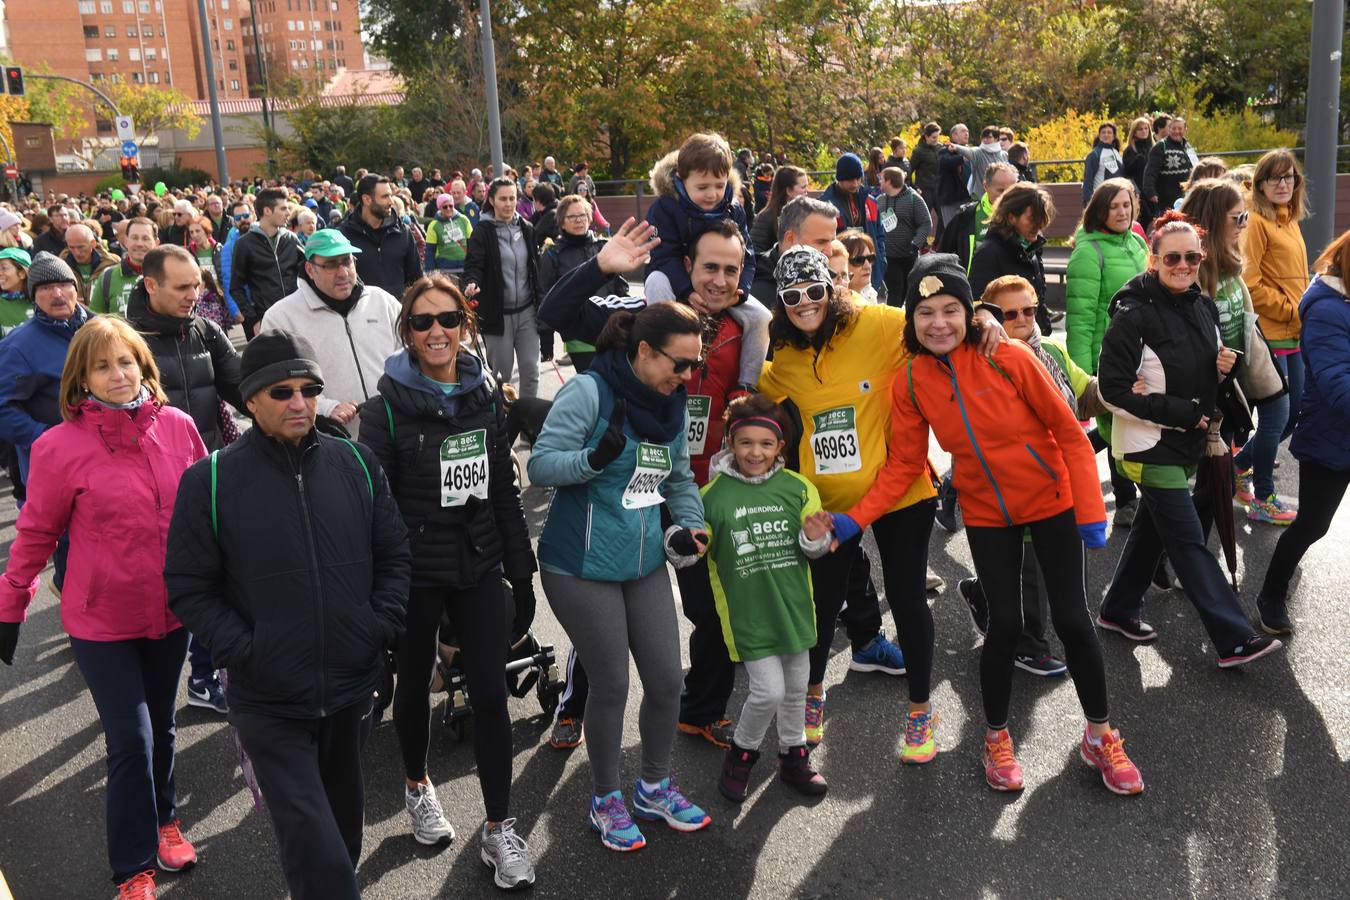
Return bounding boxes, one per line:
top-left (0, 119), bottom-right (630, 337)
top-left (0, 620), bottom-right (20, 665)
top-left (587, 399), bottom-right (627, 471)
top-left (667, 528), bottom-right (707, 556)
top-left (509, 578), bottom-right (538, 644)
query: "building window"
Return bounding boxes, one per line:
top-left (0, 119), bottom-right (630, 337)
top-left (106, 47), bottom-right (119, 60)
top-left (97, 119), bottom-right (113, 133)
top-left (84, 25), bottom-right (99, 38)
top-left (127, 26), bottom-right (137, 36)
top-left (91, 72), bottom-right (105, 82)
top-left (121, 1), bottom-right (133, 11)
top-left (78, 0), bottom-right (96, 12)
top-left (105, 25), bottom-right (116, 37)
top-left (231, 79), bottom-right (240, 90)
top-left (85, 48), bottom-right (103, 61)
top-left (132, 72), bottom-right (143, 83)
top-left (287, 21), bottom-right (294, 30)
top-left (129, 47), bottom-right (141, 60)
top-left (165, 72), bottom-right (171, 83)
top-left (228, 59), bottom-right (237, 70)
top-left (148, 72), bottom-right (159, 83)
top-left (222, 0), bottom-right (230, 7)
top-left (101, 0), bottom-right (114, 11)
top-left (224, 18), bottom-right (233, 30)
top-left (142, 26), bottom-right (153, 36)
top-left (111, 73), bottom-right (122, 83)
top-left (139, 1), bottom-right (149, 12)
top-left (145, 47), bottom-right (157, 60)
top-left (226, 39), bottom-right (235, 50)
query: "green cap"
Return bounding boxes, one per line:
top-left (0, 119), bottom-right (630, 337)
top-left (301, 228), bottom-right (363, 260)
top-left (0, 247), bottom-right (32, 268)
top-left (154, 181), bottom-right (167, 196)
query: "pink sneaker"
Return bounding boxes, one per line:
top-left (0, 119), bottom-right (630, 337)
top-left (1079, 728), bottom-right (1144, 795)
top-left (156, 819), bottom-right (197, 871)
top-left (983, 729), bottom-right (1024, 791)
top-left (1248, 493), bottom-right (1297, 525)
top-left (1233, 467), bottom-right (1255, 505)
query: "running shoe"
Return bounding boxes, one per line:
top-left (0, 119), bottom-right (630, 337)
top-left (1112, 499), bottom-right (1137, 528)
top-left (1217, 635), bottom-right (1283, 668)
top-left (186, 674), bottom-right (228, 714)
top-left (480, 818), bottom-right (536, 891)
top-left (1079, 727), bottom-right (1144, 795)
top-left (1233, 467), bottom-right (1255, 504)
top-left (406, 781), bottom-right (455, 846)
top-left (117, 871), bottom-right (157, 900)
top-left (1257, 597), bottom-right (1293, 636)
top-left (983, 729), bottom-right (1024, 791)
top-left (959, 578), bottom-right (989, 635)
top-left (901, 707), bottom-right (939, 765)
top-left (677, 718), bottom-right (735, 749)
top-left (849, 634), bottom-right (906, 675)
top-left (804, 692), bottom-right (826, 746)
top-left (925, 570), bottom-right (945, 592)
top-left (1248, 494), bottom-right (1297, 525)
top-left (1095, 612), bottom-right (1158, 642)
top-left (1014, 654), bottom-right (1068, 677)
top-left (155, 819), bottom-right (197, 871)
top-left (935, 474), bottom-right (960, 533)
top-left (718, 745), bottom-right (760, 802)
top-left (589, 792), bottom-right (646, 852)
top-left (548, 717), bottom-right (583, 750)
top-left (632, 778), bottom-right (711, 832)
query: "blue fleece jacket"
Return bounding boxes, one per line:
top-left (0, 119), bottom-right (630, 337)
top-left (1290, 274), bottom-right (1350, 471)
top-left (0, 305), bottom-right (91, 481)
top-left (384, 346), bottom-right (487, 415)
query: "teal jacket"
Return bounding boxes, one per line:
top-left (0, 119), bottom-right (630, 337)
top-left (528, 370), bottom-right (703, 582)
top-left (1064, 226), bottom-right (1148, 374)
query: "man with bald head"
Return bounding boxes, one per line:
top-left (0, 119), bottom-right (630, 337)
top-left (59, 223), bottom-right (120, 304)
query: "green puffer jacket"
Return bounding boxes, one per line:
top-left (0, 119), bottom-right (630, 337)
top-left (1064, 226), bottom-right (1148, 374)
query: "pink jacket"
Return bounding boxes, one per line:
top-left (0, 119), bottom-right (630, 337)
top-left (0, 399), bottom-right (207, 641)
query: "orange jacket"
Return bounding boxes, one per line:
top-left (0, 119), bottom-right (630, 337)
top-left (847, 340), bottom-right (1106, 530)
top-left (1242, 206), bottom-right (1308, 345)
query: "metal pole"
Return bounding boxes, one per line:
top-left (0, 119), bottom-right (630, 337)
top-left (478, 0), bottom-right (504, 173)
top-left (247, 0), bottom-right (274, 177)
top-left (194, 0), bottom-right (230, 185)
top-left (28, 73), bottom-right (122, 117)
top-left (1302, 0), bottom-right (1345, 264)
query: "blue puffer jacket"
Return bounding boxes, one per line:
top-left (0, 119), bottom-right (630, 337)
top-left (1290, 274), bottom-right (1350, 472)
top-left (528, 369), bottom-right (703, 582)
top-left (0, 305), bottom-right (91, 482)
top-left (644, 152), bottom-right (755, 301)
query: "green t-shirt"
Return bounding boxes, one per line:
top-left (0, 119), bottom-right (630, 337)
top-left (0, 292), bottom-right (34, 336)
top-left (426, 213), bottom-right (472, 266)
top-left (701, 465), bottom-right (821, 662)
top-left (89, 264), bottom-right (139, 317)
top-left (1213, 276), bottom-right (1246, 352)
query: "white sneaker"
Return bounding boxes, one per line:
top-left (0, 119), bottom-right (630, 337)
top-left (405, 781), bottom-right (455, 846)
top-left (480, 818), bottom-right (536, 891)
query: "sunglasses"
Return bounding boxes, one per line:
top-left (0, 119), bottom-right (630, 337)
top-left (408, 310), bottom-right (467, 331)
top-left (849, 254), bottom-right (877, 266)
top-left (267, 383), bottom-right (323, 401)
top-left (233, 213), bottom-right (252, 220)
top-left (1230, 211), bottom-right (1250, 226)
top-left (1002, 305), bottom-right (1039, 322)
top-left (654, 345), bottom-right (704, 374)
top-left (1160, 251), bottom-right (1205, 267)
top-left (779, 283), bottom-right (830, 307)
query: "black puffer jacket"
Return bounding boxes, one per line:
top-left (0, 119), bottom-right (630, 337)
top-left (339, 210), bottom-right (423, 299)
top-left (462, 216), bottom-right (541, 336)
top-left (357, 350), bottom-right (535, 590)
top-left (539, 232), bottom-right (630, 297)
top-left (164, 426), bottom-right (411, 718)
top-left (968, 228), bottom-right (1053, 335)
top-left (228, 225), bottom-right (304, 321)
top-left (126, 283), bottom-right (243, 450)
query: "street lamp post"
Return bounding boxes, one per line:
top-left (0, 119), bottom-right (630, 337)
top-left (1302, 0), bottom-right (1345, 263)
top-left (479, 0), bottom-right (504, 174)
top-left (194, 0), bottom-right (230, 185)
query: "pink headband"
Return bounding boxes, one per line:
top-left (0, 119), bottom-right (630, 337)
top-left (728, 415), bottom-right (783, 438)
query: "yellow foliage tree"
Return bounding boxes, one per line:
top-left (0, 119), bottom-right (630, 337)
top-left (1024, 108), bottom-right (1114, 183)
top-left (0, 95), bottom-right (32, 163)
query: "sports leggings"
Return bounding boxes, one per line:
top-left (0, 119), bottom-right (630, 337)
top-left (1259, 459), bottom-right (1350, 602)
top-left (965, 509), bottom-right (1109, 729)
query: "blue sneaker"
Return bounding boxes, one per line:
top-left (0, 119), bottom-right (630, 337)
top-left (632, 777), bottom-right (711, 832)
top-left (848, 634), bottom-right (906, 675)
top-left (186, 674), bottom-right (228, 714)
top-left (589, 791), bottom-right (646, 852)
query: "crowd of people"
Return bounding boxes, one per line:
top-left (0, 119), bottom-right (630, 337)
top-left (0, 120), bottom-right (1345, 899)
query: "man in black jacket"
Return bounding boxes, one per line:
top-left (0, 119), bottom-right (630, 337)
top-left (229, 188), bottom-right (304, 339)
top-left (332, 165), bottom-right (355, 197)
top-left (339, 174), bottom-right (422, 299)
top-left (1143, 117), bottom-right (1198, 220)
top-left (165, 331), bottom-right (410, 900)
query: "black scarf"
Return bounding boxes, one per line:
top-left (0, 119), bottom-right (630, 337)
top-left (589, 349), bottom-right (687, 443)
top-left (302, 270), bottom-right (365, 318)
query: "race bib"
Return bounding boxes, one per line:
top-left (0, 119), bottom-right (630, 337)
top-left (880, 209), bottom-right (898, 233)
top-left (686, 395), bottom-right (711, 455)
top-left (439, 429), bottom-right (489, 507)
top-left (811, 406), bottom-right (861, 475)
top-left (622, 442), bottom-right (671, 509)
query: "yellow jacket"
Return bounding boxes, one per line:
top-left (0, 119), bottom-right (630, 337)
top-left (1242, 206), bottom-right (1308, 346)
top-left (758, 303), bottom-right (937, 513)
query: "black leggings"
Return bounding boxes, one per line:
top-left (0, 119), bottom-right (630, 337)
top-left (808, 500), bottom-right (935, 701)
top-left (965, 509), bottom-right (1109, 729)
top-left (1260, 459), bottom-right (1350, 602)
top-left (393, 569), bottom-right (511, 821)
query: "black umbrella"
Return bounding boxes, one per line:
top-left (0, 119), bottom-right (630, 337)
top-left (1205, 420), bottom-right (1240, 590)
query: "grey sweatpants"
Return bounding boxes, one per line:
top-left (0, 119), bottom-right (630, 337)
top-left (541, 567), bottom-right (683, 795)
top-left (733, 651), bottom-right (810, 753)
top-left (482, 306), bottom-right (541, 400)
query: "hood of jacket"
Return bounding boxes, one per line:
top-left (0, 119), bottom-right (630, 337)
top-left (382, 346), bottom-right (488, 417)
top-left (649, 150), bottom-right (741, 212)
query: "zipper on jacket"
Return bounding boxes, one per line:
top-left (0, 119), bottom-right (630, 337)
top-left (342, 316), bottom-right (371, 400)
top-left (637, 507), bottom-right (645, 572)
top-left (174, 333), bottom-right (194, 427)
top-left (290, 444), bottom-right (327, 717)
top-left (584, 503), bottom-right (593, 552)
top-left (1025, 443), bottom-right (1059, 482)
top-left (944, 360), bottom-right (1013, 526)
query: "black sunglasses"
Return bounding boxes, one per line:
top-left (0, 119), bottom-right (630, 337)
top-left (849, 254), bottom-right (877, 266)
top-left (1002, 305), bottom-right (1039, 322)
top-left (654, 345), bottom-right (704, 374)
top-left (267, 383), bottom-right (323, 401)
top-left (1160, 251), bottom-right (1204, 267)
top-left (408, 310), bottom-right (467, 331)
top-left (779, 283), bottom-right (830, 307)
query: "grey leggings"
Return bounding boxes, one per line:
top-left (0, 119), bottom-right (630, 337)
top-left (542, 568), bottom-right (683, 796)
top-left (481, 305), bottom-right (541, 399)
top-left (734, 651), bottom-right (809, 753)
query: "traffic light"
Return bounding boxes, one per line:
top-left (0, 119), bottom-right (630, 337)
top-left (4, 67), bottom-right (23, 96)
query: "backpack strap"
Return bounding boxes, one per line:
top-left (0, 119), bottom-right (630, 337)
top-left (383, 395), bottom-right (395, 443)
top-left (335, 436), bottom-right (374, 500)
top-left (210, 450), bottom-right (219, 538)
top-left (1090, 238), bottom-right (1105, 273)
top-left (99, 266), bottom-right (115, 309)
top-left (905, 360), bottom-right (925, 419)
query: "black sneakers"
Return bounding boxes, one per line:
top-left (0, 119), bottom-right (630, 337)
top-left (1217, 635), bottom-right (1283, 668)
top-left (959, 578), bottom-right (989, 636)
top-left (1095, 612), bottom-right (1159, 642)
top-left (1257, 597), bottom-right (1293, 636)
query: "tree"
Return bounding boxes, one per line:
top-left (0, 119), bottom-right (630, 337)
top-left (106, 83), bottom-right (203, 150)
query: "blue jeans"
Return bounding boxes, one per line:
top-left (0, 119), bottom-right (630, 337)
top-left (186, 634), bottom-right (216, 682)
top-left (70, 629), bottom-right (189, 883)
top-left (1235, 351), bottom-right (1303, 498)
top-left (1101, 485), bottom-right (1256, 653)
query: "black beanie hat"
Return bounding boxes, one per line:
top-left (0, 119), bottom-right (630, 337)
top-left (904, 252), bottom-right (974, 318)
top-left (239, 330), bottom-right (325, 401)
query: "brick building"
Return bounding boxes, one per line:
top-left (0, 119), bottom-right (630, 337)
top-left (241, 0), bottom-right (363, 90)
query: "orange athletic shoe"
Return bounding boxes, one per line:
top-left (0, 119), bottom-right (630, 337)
top-left (156, 819), bottom-right (197, 871)
top-left (1079, 728), bottom-right (1145, 795)
top-left (983, 729), bottom-right (1025, 791)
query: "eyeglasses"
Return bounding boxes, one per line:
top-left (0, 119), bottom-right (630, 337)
top-left (1001, 305), bottom-right (1039, 322)
top-left (266, 383), bottom-right (323, 401)
top-left (849, 254), bottom-right (876, 266)
top-left (562, 214), bottom-right (591, 223)
top-left (1229, 211), bottom-right (1250, 226)
top-left (1266, 173), bottom-right (1298, 186)
top-left (408, 310), bottom-right (466, 331)
top-left (233, 212), bottom-right (252, 220)
top-left (1160, 251), bottom-right (1205, 267)
top-left (653, 345), bottom-right (704, 374)
top-left (311, 256), bottom-right (355, 271)
top-left (778, 283), bottom-right (830, 307)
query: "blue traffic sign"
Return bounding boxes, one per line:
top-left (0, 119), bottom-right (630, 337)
top-left (121, 140), bottom-right (138, 157)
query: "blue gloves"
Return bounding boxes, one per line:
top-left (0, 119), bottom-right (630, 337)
top-left (1078, 521), bottom-right (1107, 549)
top-left (829, 513), bottom-right (861, 545)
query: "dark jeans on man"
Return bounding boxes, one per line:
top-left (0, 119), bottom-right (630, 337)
top-left (883, 254), bottom-right (916, 305)
top-left (231, 699), bottom-right (371, 900)
top-left (70, 628), bottom-right (189, 884)
top-left (1260, 460), bottom-right (1350, 602)
top-left (187, 634), bottom-right (216, 682)
top-left (1101, 484), bottom-right (1256, 653)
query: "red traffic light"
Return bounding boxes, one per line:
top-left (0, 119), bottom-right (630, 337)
top-left (4, 67), bottom-right (23, 96)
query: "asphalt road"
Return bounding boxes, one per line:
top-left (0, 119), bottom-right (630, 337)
top-left (1, 347), bottom-right (1348, 899)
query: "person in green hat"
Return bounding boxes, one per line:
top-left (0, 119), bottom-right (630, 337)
top-left (0, 247), bottom-right (33, 338)
top-left (111, 188), bottom-right (126, 201)
top-left (260, 228), bottom-right (401, 437)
